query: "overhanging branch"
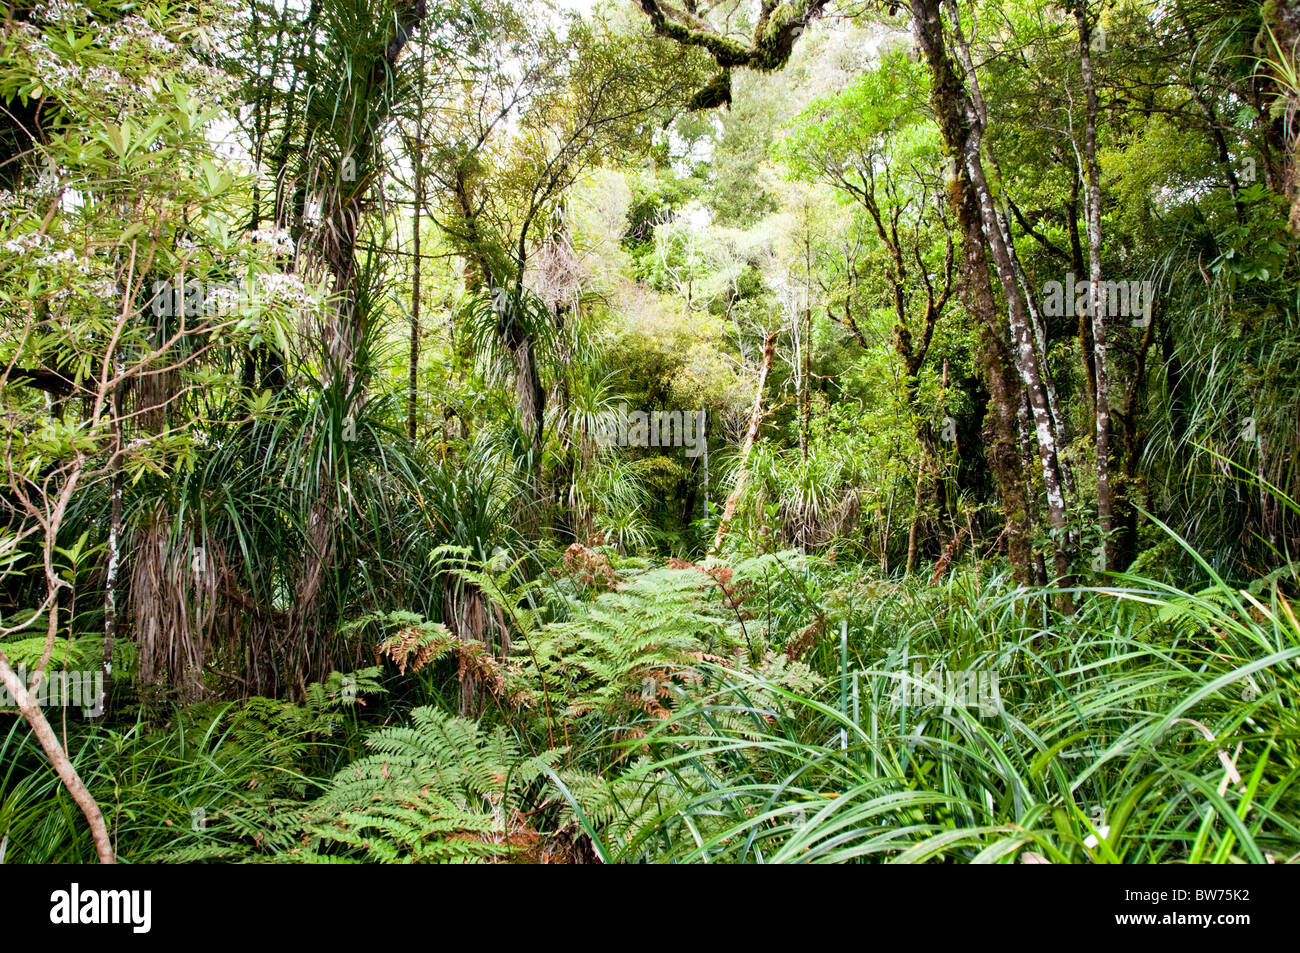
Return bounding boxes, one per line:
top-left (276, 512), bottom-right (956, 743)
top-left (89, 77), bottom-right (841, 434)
top-left (635, 0), bottom-right (832, 109)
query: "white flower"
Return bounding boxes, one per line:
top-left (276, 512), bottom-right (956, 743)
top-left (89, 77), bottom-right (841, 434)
top-left (249, 227), bottom-right (296, 257)
top-left (32, 0), bottom-right (90, 24)
top-left (34, 248), bottom-right (76, 267)
top-left (2, 232), bottom-right (54, 255)
top-left (1083, 825), bottom-right (1111, 849)
top-left (205, 285), bottom-right (240, 315)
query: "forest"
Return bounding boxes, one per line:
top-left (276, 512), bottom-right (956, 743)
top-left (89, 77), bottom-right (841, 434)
top-left (0, 0), bottom-right (1297, 867)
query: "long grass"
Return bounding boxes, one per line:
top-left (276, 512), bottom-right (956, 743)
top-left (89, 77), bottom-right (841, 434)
top-left (570, 539), bottom-right (1300, 863)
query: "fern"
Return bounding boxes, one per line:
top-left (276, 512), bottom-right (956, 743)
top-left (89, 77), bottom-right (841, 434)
top-left (505, 565), bottom-right (730, 728)
top-left (190, 706), bottom-right (564, 863)
top-left (342, 610), bottom-right (462, 675)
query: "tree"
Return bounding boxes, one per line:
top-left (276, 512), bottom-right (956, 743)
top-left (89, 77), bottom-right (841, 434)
top-left (636, 0), bottom-right (834, 107)
top-left (779, 50), bottom-right (961, 570)
top-left (0, 0), bottom-right (286, 857)
top-left (426, 9), bottom-right (703, 493)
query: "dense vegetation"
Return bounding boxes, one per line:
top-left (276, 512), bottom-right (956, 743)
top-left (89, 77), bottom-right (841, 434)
top-left (1, 0), bottom-right (1298, 864)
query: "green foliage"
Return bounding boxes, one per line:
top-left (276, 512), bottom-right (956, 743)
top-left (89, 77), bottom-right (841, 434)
top-left (275, 707), bottom-right (558, 863)
top-left (570, 556), bottom-right (1300, 863)
top-left (0, 667), bottom-right (381, 863)
top-left (165, 705), bottom-right (562, 863)
top-left (4, 0), bottom-right (1300, 868)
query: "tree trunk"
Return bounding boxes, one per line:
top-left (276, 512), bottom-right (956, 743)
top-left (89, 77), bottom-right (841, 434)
top-left (945, 0), bottom-right (1076, 515)
top-left (0, 654), bottom-right (114, 862)
top-left (906, 452), bottom-right (926, 575)
top-left (101, 372), bottom-right (123, 704)
top-left (801, 306), bottom-right (811, 462)
top-left (409, 50), bottom-right (423, 442)
top-left (710, 331), bottom-right (778, 555)
top-left (912, 0), bottom-right (1073, 596)
top-left (1075, 0), bottom-right (1114, 571)
top-left (288, 1), bottom-right (429, 686)
top-left (910, 0), bottom-right (1035, 585)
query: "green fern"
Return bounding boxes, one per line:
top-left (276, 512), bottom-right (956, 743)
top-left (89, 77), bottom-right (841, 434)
top-left (191, 705), bottom-right (564, 863)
